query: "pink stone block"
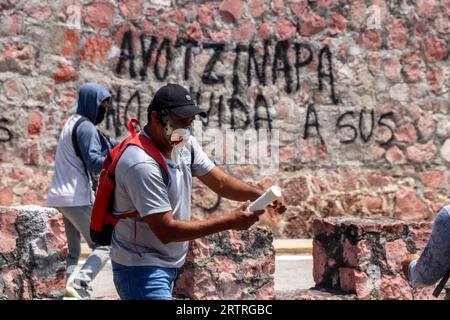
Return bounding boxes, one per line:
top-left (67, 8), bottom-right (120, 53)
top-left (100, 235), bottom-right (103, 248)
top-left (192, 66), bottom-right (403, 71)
top-left (339, 268), bottom-right (356, 292)
top-left (119, 0), bottom-right (142, 20)
top-left (0, 210), bottom-right (18, 253)
top-left (84, 1), bottom-right (115, 30)
top-left (1, 207), bottom-right (67, 299)
top-left (312, 217), bottom-right (438, 300)
top-left (174, 227), bottom-right (275, 300)
top-left (219, 0), bottom-right (244, 22)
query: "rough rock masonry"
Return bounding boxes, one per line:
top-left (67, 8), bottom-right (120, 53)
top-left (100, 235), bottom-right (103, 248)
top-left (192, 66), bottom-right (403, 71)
top-left (310, 216), bottom-right (445, 300)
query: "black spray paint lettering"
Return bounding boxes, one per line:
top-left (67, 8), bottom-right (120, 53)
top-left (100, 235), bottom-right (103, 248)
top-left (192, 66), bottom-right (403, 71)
top-left (359, 109), bottom-right (375, 143)
top-left (202, 43), bottom-right (226, 85)
top-left (195, 195), bottom-right (222, 213)
top-left (139, 35), bottom-right (158, 80)
top-left (123, 89), bottom-right (142, 127)
top-left (229, 96), bottom-right (250, 130)
top-left (106, 87), bottom-right (123, 137)
top-left (318, 46), bottom-right (338, 105)
top-left (303, 104), bottom-right (324, 144)
top-left (336, 111), bottom-right (357, 144)
top-left (272, 40), bottom-right (293, 94)
top-left (106, 87), bottom-right (143, 138)
top-left (0, 118), bottom-right (13, 143)
top-left (378, 112), bottom-right (395, 145)
top-left (115, 30), bottom-right (337, 99)
top-left (116, 30), bottom-right (137, 79)
top-left (336, 110), bottom-right (394, 145)
top-left (295, 43), bottom-right (313, 92)
top-left (202, 93), bottom-right (224, 128)
top-left (232, 44), bottom-right (246, 96)
top-left (183, 42), bottom-right (198, 81)
top-left (247, 40), bottom-right (270, 87)
top-left (189, 85), bottom-right (202, 110)
top-left (254, 94), bottom-right (272, 131)
top-left (154, 38), bottom-right (171, 81)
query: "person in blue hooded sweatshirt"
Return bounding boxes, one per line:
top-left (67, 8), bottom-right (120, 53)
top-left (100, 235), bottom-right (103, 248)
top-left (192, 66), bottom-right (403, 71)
top-left (47, 83), bottom-right (118, 299)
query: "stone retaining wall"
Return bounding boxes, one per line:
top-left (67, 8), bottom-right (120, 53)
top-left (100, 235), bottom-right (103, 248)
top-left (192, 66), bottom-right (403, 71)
top-left (0, 206), bottom-right (67, 300)
top-left (174, 226), bottom-right (275, 300)
top-left (311, 216), bottom-right (445, 300)
top-left (1, 0), bottom-right (449, 237)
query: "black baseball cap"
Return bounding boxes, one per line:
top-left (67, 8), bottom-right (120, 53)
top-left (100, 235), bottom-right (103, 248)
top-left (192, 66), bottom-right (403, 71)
top-left (149, 84), bottom-right (207, 118)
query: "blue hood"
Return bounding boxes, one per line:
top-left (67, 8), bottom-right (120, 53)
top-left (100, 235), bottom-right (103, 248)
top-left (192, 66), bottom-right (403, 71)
top-left (76, 83), bottom-right (111, 123)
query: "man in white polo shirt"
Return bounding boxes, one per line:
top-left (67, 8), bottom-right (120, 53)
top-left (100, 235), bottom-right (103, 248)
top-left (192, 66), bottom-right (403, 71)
top-left (111, 84), bottom-right (286, 300)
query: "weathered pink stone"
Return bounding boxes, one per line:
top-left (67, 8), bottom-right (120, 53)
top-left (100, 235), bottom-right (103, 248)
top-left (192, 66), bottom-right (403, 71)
top-left (198, 3), bottom-right (215, 26)
top-left (208, 29), bottom-right (232, 43)
top-left (388, 19), bottom-right (409, 49)
top-left (275, 18), bottom-right (296, 40)
top-left (235, 20), bottom-right (255, 42)
top-left (185, 22), bottom-right (203, 44)
top-left (424, 35), bottom-right (448, 63)
top-left (119, 0), bottom-right (142, 20)
top-left (312, 217), bottom-right (437, 299)
top-left (422, 171), bottom-right (445, 189)
top-left (406, 141), bottom-right (437, 163)
top-left (394, 187), bottom-right (430, 220)
top-left (301, 9), bottom-right (325, 35)
top-left (174, 228), bottom-right (274, 300)
top-left (313, 240), bottom-right (327, 283)
top-left (329, 12), bottom-right (347, 34)
top-left (84, 1), bottom-right (115, 30)
top-left (361, 30), bottom-right (382, 50)
top-left (386, 146), bottom-right (406, 165)
top-left (395, 123), bottom-right (417, 142)
top-left (248, 0), bottom-right (265, 18)
top-left (80, 35), bottom-right (111, 64)
top-left (0, 210), bottom-right (18, 253)
top-left (415, 0), bottom-right (437, 19)
top-left (339, 268), bottom-right (356, 292)
top-left (219, 0), bottom-right (244, 22)
top-left (27, 112), bottom-right (43, 139)
top-left (380, 275), bottom-right (413, 300)
top-left (403, 64), bottom-right (422, 83)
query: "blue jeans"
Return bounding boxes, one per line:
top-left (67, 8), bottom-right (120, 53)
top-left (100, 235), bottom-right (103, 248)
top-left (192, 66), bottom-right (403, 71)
top-left (112, 261), bottom-right (178, 300)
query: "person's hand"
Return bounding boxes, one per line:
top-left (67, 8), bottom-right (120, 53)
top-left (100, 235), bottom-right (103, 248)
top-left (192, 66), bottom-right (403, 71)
top-left (266, 196), bottom-right (287, 215)
top-left (229, 201), bottom-right (264, 231)
top-left (401, 254), bottom-right (419, 281)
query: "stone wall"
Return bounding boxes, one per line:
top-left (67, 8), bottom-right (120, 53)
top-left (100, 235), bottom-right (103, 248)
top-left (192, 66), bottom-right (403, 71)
top-left (174, 226), bottom-right (275, 300)
top-left (311, 216), bottom-right (445, 300)
top-left (0, 206), bottom-right (67, 300)
top-left (0, 0), bottom-right (449, 237)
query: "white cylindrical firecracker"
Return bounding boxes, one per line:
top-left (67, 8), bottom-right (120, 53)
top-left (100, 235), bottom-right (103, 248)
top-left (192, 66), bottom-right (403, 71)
top-left (246, 186), bottom-right (282, 212)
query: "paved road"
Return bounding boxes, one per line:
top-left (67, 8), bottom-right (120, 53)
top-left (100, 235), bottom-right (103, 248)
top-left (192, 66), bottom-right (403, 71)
top-left (274, 255), bottom-right (315, 293)
top-left (83, 254), bottom-right (314, 299)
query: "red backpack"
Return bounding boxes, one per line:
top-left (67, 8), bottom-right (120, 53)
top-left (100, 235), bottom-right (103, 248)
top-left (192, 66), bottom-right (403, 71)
top-left (90, 119), bottom-right (169, 246)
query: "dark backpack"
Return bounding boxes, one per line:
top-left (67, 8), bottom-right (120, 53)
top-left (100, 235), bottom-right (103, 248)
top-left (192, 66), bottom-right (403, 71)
top-left (71, 116), bottom-right (114, 192)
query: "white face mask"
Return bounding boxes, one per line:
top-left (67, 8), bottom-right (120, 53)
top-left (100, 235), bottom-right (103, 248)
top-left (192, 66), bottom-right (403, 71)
top-left (170, 127), bottom-right (191, 150)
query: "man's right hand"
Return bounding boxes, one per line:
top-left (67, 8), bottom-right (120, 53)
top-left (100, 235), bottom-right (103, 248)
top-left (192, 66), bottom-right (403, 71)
top-left (228, 201), bottom-right (264, 231)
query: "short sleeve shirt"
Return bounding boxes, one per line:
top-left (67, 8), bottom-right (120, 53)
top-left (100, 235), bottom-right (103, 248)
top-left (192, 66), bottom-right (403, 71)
top-left (110, 130), bottom-right (215, 268)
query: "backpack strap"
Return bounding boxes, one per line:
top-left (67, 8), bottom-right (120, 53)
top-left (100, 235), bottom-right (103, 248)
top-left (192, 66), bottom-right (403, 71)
top-left (108, 122), bottom-right (170, 187)
top-left (190, 142), bottom-right (195, 168)
top-left (97, 129), bottom-right (114, 152)
top-left (106, 120), bottom-right (171, 223)
top-left (72, 116), bottom-right (90, 181)
top-left (132, 134), bottom-right (170, 187)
